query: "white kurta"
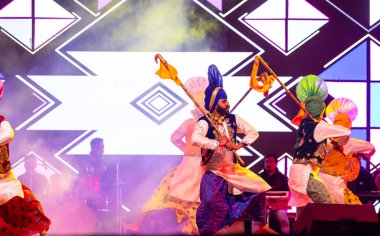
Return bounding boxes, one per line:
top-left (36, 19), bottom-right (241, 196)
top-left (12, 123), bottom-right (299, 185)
top-left (168, 118), bottom-right (205, 202)
top-left (192, 114), bottom-right (270, 194)
top-left (288, 121), bottom-right (351, 207)
top-left (319, 138), bottom-right (375, 204)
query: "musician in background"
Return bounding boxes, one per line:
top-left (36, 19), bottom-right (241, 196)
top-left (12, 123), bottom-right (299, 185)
top-left (79, 137), bottom-right (109, 202)
top-left (319, 98), bottom-right (376, 205)
top-left (259, 154), bottom-right (290, 234)
top-left (18, 155), bottom-right (49, 200)
top-left (84, 138), bottom-right (107, 183)
top-left (77, 137), bottom-right (113, 231)
top-left (347, 166), bottom-right (378, 204)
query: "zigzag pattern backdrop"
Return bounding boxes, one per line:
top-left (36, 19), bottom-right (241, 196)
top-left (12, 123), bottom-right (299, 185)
top-left (0, 0), bottom-right (379, 229)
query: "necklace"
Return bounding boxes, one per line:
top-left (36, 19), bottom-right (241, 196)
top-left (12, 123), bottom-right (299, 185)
top-left (208, 113), bottom-right (226, 125)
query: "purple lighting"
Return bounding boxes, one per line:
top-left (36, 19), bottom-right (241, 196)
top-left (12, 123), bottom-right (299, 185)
top-left (207, 0), bottom-right (222, 11)
top-left (98, 0), bottom-right (112, 11)
top-left (0, 0), bottom-right (13, 10)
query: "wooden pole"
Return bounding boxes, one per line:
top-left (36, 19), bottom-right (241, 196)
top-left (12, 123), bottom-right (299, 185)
top-left (155, 54), bottom-right (245, 165)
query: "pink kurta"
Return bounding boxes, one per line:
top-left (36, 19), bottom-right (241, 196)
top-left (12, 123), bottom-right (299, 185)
top-left (141, 118), bottom-right (204, 235)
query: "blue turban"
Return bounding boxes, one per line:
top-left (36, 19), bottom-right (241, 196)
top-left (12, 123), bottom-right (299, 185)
top-left (204, 64), bottom-right (227, 112)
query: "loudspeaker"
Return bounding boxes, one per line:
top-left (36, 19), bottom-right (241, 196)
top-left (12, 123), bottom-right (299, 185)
top-left (292, 203), bottom-right (379, 236)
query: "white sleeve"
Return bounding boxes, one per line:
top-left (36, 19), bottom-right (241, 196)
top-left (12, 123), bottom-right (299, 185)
top-left (191, 119), bottom-right (219, 149)
top-left (343, 138), bottom-right (376, 156)
top-left (235, 114), bottom-right (259, 145)
top-left (314, 122), bottom-right (350, 143)
top-left (0, 121), bottom-right (15, 146)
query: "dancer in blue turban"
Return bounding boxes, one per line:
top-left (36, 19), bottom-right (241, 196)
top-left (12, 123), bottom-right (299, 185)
top-left (192, 65), bottom-right (275, 235)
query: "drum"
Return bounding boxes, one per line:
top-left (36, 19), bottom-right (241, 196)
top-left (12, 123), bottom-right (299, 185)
top-left (79, 175), bottom-right (101, 193)
top-left (49, 200), bottom-right (96, 235)
top-left (75, 174), bottom-right (114, 212)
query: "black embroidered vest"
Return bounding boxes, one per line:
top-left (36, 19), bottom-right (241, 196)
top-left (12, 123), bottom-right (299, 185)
top-left (199, 114), bottom-right (237, 165)
top-left (293, 118), bottom-right (327, 167)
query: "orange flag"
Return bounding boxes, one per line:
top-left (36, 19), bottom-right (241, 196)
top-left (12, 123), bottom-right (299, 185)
top-left (250, 72), bottom-right (274, 98)
top-left (291, 108), bottom-right (307, 126)
top-left (155, 61), bottom-right (181, 86)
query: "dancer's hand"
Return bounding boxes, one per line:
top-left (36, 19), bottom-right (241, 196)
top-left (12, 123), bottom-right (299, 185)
top-left (225, 142), bottom-right (244, 151)
top-left (218, 135), bottom-right (230, 147)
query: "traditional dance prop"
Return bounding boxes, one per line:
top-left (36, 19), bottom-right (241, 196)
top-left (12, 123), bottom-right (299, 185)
top-left (230, 56), bottom-right (316, 123)
top-left (230, 56), bottom-right (275, 112)
top-left (154, 54), bottom-right (245, 165)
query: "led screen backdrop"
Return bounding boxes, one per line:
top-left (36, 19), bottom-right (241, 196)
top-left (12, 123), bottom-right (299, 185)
top-left (0, 0), bottom-right (379, 232)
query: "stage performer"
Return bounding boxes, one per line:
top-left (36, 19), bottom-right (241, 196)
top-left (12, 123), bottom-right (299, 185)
top-left (192, 64), bottom-right (274, 235)
top-left (288, 75), bottom-right (351, 219)
top-left (319, 98), bottom-right (375, 204)
top-left (123, 76), bottom-right (208, 235)
top-left (0, 81), bottom-right (51, 235)
top-left (259, 154), bottom-right (290, 234)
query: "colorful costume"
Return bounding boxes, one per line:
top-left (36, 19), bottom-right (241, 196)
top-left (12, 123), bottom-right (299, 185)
top-left (0, 81), bottom-right (50, 235)
top-left (192, 65), bottom-right (270, 235)
top-left (288, 75), bottom-right (351, 209)
top-left (319, 98), bottom-right (375, 204)
top-left (131, 76), bottom-right (208, 235)
top-left (0, 116), bottom-right (51, 235)
top-left (141, 117), bottom-right (205, 235)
